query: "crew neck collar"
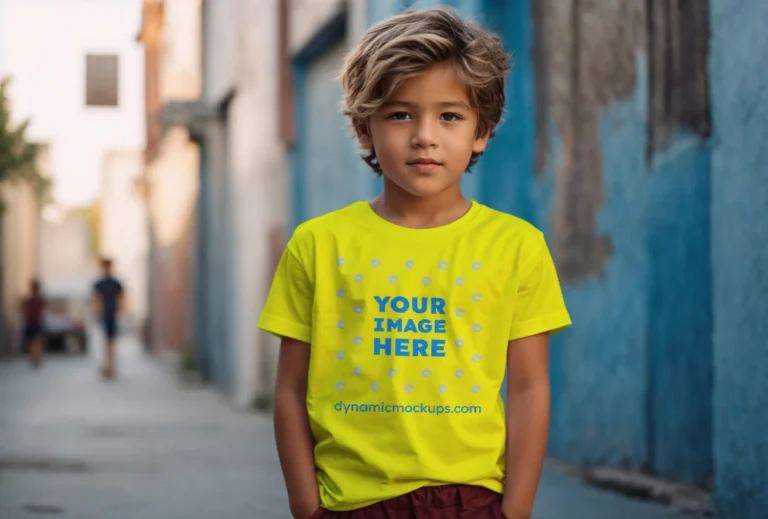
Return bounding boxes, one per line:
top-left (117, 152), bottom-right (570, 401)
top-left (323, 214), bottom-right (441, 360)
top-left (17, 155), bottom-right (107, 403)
top-left (353, 199), bottom-right (484, 240)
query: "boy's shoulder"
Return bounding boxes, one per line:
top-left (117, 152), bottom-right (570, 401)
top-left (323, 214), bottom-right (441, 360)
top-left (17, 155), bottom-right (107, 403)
top-left (478, 203), bottom-right (543, 237)
top-left (290, 201), bottom-right (365, 241)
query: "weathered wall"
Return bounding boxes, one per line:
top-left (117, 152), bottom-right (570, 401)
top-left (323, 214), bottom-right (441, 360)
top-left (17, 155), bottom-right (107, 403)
top-left (510, 0), bottom-right (713, 486)
top-left (290, 0), bottom-right (346, 55)
top-left (229, 0), bottom-right (289, 406)
top-left (142, 0), bottom-right (201, 356)
top-left (709, 0), bottom-right (768, 516)
top-left (0, 181), bottom-right (39, 355)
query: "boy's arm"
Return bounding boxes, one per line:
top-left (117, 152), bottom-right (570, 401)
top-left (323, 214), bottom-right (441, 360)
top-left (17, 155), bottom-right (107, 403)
top-left (502, 332), bottom-right (551, 519)
top-left (274, 337), bottom-right (320, 519)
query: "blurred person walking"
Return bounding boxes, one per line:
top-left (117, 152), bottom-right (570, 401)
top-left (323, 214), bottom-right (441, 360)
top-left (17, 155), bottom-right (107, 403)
top-left (92, 257), bottom-right (125, 380)
top-left (20, 279), bottom-right (46, 368)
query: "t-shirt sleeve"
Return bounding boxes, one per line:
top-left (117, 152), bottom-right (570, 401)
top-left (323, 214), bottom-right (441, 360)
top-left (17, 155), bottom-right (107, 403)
top-left (508, 232), bottom-right (572, 341)
top-left (258, 238), bottom-right (314, 344)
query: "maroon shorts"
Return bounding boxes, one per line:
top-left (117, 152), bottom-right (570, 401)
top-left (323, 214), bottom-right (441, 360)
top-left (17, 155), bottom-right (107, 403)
top-left (310, 484), bottom-right (504, 519)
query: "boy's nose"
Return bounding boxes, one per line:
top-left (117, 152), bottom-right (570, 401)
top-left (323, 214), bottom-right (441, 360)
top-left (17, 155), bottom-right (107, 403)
top-left (411, 120), bottom-right (438, 148)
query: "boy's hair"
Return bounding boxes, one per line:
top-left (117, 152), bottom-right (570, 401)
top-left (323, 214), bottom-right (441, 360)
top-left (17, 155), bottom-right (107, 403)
top-left (341, 7), bottom-right (510, 174)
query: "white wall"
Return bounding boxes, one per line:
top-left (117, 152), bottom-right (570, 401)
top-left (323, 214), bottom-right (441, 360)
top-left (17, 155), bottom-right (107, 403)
top-left (39, 213), bottom-right (92, 282)
top-left (223, 0), bottom-right (287, 406)
top-left (100, 150), bottom-right (148, 327)
top-left (161, 0), bottom-right (202, 102)
top-left (202, 0), bottom-right (240, 104)
top-left (290, 0), bottom-right (345, 54)
top-left (0, 0), bottom-right (145, 208)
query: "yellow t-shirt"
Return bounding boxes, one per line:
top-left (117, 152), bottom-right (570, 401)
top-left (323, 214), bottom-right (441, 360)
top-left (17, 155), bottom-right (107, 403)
top-left (258, 200), bottom-right (571, 511)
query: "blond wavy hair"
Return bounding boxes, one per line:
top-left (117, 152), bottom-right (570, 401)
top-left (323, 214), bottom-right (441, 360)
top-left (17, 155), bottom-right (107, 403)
top-left (340, 7), bottom-right (510, 173)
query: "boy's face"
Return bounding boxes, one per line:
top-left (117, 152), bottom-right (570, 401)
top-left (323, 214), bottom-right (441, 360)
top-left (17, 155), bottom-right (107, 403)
top-left (360, 63), bottom-right (490, 198)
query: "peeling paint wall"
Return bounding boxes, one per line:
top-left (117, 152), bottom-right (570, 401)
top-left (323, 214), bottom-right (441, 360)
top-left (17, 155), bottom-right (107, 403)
top-left (530, 0), bottom-right (713, 486)
top-left (535, 0), bottom-right (644, 282)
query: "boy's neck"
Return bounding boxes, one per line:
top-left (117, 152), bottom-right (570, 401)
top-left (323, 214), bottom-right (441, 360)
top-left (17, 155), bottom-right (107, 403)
top-left (370, 180), bottom-right (471, 229)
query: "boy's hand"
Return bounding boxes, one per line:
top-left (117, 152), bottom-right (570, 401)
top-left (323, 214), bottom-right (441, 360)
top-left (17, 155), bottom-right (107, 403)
top-left (292, 504), bottom-right (320, 519)
top-left (501, 499), bottom-right (531, 519)
top-left (502, 332), bottom-right (551, 519)
top-left (275, 337), bottom-right (322, 519)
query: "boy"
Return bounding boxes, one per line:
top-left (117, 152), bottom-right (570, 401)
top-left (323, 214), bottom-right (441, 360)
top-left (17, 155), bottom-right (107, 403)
top-left (259, 7), bottom-right (571, 519)
top-left (93, 257), bottom-right (124, 380)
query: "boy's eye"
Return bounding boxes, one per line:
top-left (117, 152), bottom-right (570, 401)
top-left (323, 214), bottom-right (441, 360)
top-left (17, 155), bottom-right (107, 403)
top-left (440, 112), bottom-right (462, 122)
top-left (388, 112), bottom-right (411, 120)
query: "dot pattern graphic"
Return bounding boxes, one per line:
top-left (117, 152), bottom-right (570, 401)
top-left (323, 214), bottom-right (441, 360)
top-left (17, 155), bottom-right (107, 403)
top-left (331, 257), bottom-right (489, 400)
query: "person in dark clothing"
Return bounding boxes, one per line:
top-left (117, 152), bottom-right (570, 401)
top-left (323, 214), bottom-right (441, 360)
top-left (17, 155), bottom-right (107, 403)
top-left (93, 257), bottom-right (124, 380)
top-left (21, 279), bottom-right (46, 367)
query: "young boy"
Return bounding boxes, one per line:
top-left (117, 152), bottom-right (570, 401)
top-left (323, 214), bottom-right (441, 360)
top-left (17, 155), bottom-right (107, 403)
top-left (259, 7), bottom-right (571, 519)
top-left (93, 257), bottom-right (124, 380)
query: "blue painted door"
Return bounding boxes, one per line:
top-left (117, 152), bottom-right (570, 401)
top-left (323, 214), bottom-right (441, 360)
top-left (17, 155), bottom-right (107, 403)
top-left (198, 121), bottom-right (235, 392)
top-left (195, 141), bottom-right (211, 380)
top-left (293, 37), bottom-right (370, 227)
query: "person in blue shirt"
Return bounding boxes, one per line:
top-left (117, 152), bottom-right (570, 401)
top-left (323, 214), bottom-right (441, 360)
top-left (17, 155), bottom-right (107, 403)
top-left (93, 257), bottom-right (124, 380)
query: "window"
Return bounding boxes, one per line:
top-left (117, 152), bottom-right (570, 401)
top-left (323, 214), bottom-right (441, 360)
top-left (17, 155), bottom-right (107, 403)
top-left (85, 54), bottom-right (119, 107)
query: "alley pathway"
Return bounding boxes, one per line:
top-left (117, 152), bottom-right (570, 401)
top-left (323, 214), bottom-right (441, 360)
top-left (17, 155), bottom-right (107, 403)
top-left (0, 336), bottom-right (686, 519)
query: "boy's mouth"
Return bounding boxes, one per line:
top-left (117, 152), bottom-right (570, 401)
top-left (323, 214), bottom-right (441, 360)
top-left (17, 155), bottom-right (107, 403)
top-left (407, 158), bottom-right (443, 172)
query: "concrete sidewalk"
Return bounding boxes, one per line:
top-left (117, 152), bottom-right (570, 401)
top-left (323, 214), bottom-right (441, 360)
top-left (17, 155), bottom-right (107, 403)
top-left (0, 336), bottom-right (686, 519)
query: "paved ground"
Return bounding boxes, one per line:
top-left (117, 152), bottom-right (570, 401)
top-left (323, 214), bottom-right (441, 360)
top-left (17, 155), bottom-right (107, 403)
top-left (0, 335), bottom-right (687, 519)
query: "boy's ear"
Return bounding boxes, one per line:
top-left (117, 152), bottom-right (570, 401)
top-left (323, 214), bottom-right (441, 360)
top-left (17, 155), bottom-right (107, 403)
top-left (472, 127), bottom-right (492, 154)
top-left (357, 123), bottom-right (373, 150)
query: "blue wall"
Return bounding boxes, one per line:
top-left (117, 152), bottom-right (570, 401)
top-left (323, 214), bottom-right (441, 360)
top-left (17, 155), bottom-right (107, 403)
top-left (196, 123), bottom-right (235, 391)
top-left (292, 14), bottom-right (371, 229)
top-left (532, 56), bottom-right (713, 484)
top-left (710, 0), bottom-right (768, 516)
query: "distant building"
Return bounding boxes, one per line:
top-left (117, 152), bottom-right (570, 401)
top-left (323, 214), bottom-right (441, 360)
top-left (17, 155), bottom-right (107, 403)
top-left (138, 0), bottom-right (201, 358)
top-left (0, 0), bottom-right (146, 208)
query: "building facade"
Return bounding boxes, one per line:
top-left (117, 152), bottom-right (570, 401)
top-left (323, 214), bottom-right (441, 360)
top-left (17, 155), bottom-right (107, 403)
top-left (138, 0), bottom-right (202, 358)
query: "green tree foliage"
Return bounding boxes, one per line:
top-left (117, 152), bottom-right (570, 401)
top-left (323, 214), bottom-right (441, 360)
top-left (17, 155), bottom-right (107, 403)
top-left (0, 76), bottom-right (51, 212)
